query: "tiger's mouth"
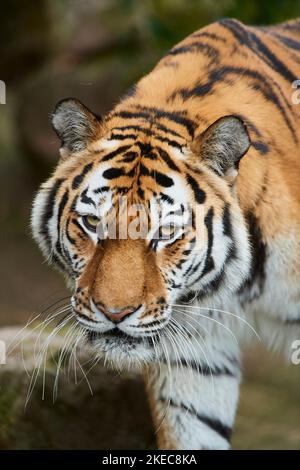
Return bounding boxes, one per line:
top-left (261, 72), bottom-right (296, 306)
top-left (87, 326), bottom-right (160, 346)
top-left (85, 326), bottom-right (158, 368)
top-left (88, 327), bottom-right (143, 343)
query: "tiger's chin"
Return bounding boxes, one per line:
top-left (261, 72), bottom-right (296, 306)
top-left (86, 329), bottom-right (157, 371)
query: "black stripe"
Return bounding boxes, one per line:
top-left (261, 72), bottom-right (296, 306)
top-left (72, 218), bottom-right (88, 237)
top-left (157, 147), bottom-right (180, 172)
top-left (115, 186), bottom-right (130, 195)
top-left (222, 203), bottom-right (233, 238)
top-left (142, 152), bottom-right (157, 161)
top-left (186, 173), bottom-right (206, 204)
top-left (171, 53), bottom-right (296, 142)
top-left (251, 30), bottom-right (298, 83)
top-left (187, 257), bottom-right (203, 277)
top-left (112, 125), bottom-right (185, 145)
top-left (195, 270), bottom-right (226, 300)
top-left (113, 110), bottom-right (150, 121)
top-left (101, 145), bottom-right (131, 162)
top-left (71, 162), bottom-right (93, 190)
top-left (66, 219), bottom-right (77, 246)
top-left (196, 413), bottom-right (232, 442)
top-left (252, 141), bottom-right (269, 154)
top-left (137, 142), bottom-right (153, 155)
top-left (201, 207), bottom-right (215, 277)
top-left (102, 167), bottom-right (125, 179)
top-left (219, 19), bottom-right (297, 83)
top-left (163, 399), bottom-right (232, 442)
top-left (114, 107), bottom-right (196, 138)
top-left (155, 123), bottom-right (183, 138)
top-left (155, 109), bottom-right (197, 137)
top-left (162, 357), bottom-right (238, 377)
top-left (153, 171), bottom-right (174, 188)
top-left (93, 186), bottom-right (110, 194)
top-left (126, 166), bottom-right (136, 178)
top-left (137, 187), bottom-right (144, 199)
top-left (271, 32), bottom-right (300, 51)
top-left (122, 151), bottom-right (138, 163)
top-left (113, 125), bottom-right (152, 135)
top-left (238, 212), bottom-right (266, 302)
top-left (50, 253), bottom-right (66, 271)
top-left (110, 133), bottom-right (136, 140)
top-left (140, 164), bottom-right (174, 187)
top-left (55, 188), bottom-right (69, 259)
top-left (39, 178), bottom-right (65, 250)
top-left (155, 134), bottom-right (183, 150)
top-left (217, 19), bottom-right (255, 46)
top-left (168, 42), bottom-right (220, 63)
top-left (186, 234), bottom-right (235, 295)
top-left (70, 195), bottom-right (78, 213)
top-left (171, 81), bottom-right (213, 101)
top-left (160, 193), bottom-right (174, 205)
top-left (215, 67), bottom-right (296, 142)
top-left (191, 31), bottom-right (227, 43)
top-left (57, 189), bottom-right (69, 231)
top-left (80, 188), bottom-right (95, 206)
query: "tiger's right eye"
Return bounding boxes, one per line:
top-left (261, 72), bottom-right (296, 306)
top-left (81, 214), bottom-right (100, 232)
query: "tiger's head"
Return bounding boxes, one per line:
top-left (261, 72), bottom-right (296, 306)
top-left (32, 98), bottom-right (251, 368)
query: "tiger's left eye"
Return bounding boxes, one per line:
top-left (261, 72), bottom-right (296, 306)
top-left (82, 214), bottom-right (100, 232)
top-left (160, 224), bottom-right (177, 239)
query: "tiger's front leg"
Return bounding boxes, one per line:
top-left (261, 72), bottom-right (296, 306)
top-left (144, 343), bottom-right (241, 450)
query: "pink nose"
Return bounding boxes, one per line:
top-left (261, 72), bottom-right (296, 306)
top-left (98, 304), bottom-right (138, 323)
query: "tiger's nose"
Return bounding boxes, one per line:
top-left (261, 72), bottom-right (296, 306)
top-left (97, 303), bottom-right (140, 323)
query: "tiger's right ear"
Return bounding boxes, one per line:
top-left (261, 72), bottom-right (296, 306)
top-left (52, 98), bottom-right (102, 157)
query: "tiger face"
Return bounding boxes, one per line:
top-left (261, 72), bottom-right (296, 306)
top-left (32, 99), bottom-right (251, 367)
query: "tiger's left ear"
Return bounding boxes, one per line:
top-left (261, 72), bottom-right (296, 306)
top-left (194, 115), bottom-right (251, 181)
top-left (52, 98), bottom-right (102, 157)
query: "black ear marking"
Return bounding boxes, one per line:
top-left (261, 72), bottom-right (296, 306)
top-left (51, 98), bottom-right (102, 153)
top-left (196, 115), bottom-right (251, 176)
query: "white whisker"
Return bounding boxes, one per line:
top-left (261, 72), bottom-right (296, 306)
top-left (171, 303), bottom-right (261, 340)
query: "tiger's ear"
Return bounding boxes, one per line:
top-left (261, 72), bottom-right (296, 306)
top-left (52, 98), bottom-right (102, 156)
top-left (195, 115), bottom-right (251, 180)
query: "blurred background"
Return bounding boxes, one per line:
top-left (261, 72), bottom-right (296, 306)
top-left (0, 0), bottom-right (300, 449)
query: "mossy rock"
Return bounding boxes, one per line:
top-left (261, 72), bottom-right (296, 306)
top-left (0, 327), bottom-right (155, 449)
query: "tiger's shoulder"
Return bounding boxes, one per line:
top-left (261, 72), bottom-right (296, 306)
top-left (110, 18), bottom-right (300, 218)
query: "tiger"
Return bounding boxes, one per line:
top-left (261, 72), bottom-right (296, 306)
top-left (31, 18), bottom-right (300, 450)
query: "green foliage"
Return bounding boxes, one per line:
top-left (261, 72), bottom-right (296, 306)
top-left (102, 0), bottom-right (300, 54)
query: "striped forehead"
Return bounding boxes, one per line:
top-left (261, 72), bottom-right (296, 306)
top-left (75, 163), bottom-right (113, 216)
top-left (74, 159), bottom-right (189, 216)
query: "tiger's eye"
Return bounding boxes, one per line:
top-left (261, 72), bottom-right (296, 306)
top-left (82, 214), bottom-right (100, 231)
top-left (160, 224), bottom-right (177, 239)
